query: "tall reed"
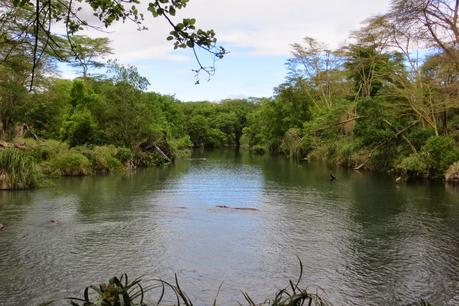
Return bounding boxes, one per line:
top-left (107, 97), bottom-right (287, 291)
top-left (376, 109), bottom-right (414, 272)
top-left (0, 148), bottom-right (40, 189)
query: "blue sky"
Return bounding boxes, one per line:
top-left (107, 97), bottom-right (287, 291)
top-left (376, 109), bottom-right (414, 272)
top-left (61, 0), bottom-right (392, 101)
top-left (131, 50), bottom-right (289, 101)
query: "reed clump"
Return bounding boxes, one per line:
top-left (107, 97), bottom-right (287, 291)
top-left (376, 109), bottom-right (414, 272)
top-left (0, 148), bottom-right (40, 189)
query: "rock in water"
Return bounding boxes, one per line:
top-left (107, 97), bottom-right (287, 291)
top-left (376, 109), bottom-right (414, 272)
top-left (445, 162), bottom-right (459, 184)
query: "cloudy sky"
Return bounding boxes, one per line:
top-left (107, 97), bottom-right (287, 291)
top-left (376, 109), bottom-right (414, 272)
top-left (63, 0), bottom-right (392, 101)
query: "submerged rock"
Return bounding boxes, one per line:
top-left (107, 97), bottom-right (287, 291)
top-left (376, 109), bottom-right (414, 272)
top-left (234, 207), bottom-right (259, 211)
top-left (215, 205), bottom-right (259, 211)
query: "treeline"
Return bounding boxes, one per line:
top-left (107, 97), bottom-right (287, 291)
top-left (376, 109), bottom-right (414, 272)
top-left (243, 0), bottom-right (459, 181)
top-left (0, 58), bottom-right (256, 187)
top-left (0, 66), bottom-right (256, 152)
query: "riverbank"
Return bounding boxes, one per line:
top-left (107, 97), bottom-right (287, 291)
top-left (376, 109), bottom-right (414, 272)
top-left (301, 135), bottom-right (459, 183)
top-left (0, 138), bottom-right (178, 190)
top-left (2, 136), bottom-right (458, 190)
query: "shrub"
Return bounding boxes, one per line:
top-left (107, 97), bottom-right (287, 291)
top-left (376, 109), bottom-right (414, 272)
top-left (400, 154), bottom-right (429, 177)
top-left (73, 145), bottom-right (124, 174)
top-left (115, 147), bottom-right (134, 164)
top-left (29, 139), bottom-right (68, 162)
top-left (44, 150), bottom-right (92, 176)
top-left (399, 136), bottom-right (459, 178)
top-left (169, 136), bottom-right (193, 158)
top-left (0, 148), bottom-right (40, 189)
top-left (421, 136), bottom-right (459, 178)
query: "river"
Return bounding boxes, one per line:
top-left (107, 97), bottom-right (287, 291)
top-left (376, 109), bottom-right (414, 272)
top-left (0, 150), bottom-right (458, 305)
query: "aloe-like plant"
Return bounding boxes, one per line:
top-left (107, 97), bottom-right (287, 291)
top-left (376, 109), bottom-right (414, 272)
top-left (67, 274), bottom-right (153, 306)
top-left (241, 259), bottom-right (331, 306)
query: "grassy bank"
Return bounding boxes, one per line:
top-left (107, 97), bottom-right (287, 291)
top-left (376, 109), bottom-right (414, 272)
top-left (0, 138), bottom-right (179, 190)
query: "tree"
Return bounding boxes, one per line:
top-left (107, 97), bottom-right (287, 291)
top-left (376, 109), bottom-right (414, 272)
top-left (69, 35), bottom-right (112, 77)
top-left (287, 37), bottom-right (345, 110)
top-left (4, 0), bottom-right (226, 88)
top-left (387, 0), bottom-right (459, 68)
top-left (0, 56), bottom-right (29, 139)
top-left (106, 60), bottom-right (150, 91)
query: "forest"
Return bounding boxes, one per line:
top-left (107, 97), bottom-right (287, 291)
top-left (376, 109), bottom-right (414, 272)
top-left (0, 0), bottom-right (458, 190)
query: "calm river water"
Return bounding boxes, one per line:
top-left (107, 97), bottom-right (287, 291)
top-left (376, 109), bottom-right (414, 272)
top-left (0, 150), bottom-right (458, 305)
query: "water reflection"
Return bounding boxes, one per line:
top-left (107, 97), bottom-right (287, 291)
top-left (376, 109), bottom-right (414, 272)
top-left (0, 150), bottom-right (458, 305)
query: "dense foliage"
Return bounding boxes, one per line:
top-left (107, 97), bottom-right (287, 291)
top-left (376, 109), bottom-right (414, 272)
top-left (242, 1), bottom-right (459, 180)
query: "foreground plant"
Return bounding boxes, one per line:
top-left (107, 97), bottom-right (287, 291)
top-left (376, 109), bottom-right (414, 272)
top-left (66, 259), bottom-right (331, 306)
top-left (62, 259), bottom-right (433, 306)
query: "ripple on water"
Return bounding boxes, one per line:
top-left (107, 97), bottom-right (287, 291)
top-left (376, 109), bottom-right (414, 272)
top-left (0, 153), bottom-right (458, 305)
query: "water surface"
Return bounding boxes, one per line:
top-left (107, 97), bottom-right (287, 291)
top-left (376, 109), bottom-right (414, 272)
top-left (0, 150), bottom-right (458, 305)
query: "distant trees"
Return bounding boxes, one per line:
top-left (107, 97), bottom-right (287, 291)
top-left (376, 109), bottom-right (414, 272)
top-left (181, 100), bottom-right (256, 148)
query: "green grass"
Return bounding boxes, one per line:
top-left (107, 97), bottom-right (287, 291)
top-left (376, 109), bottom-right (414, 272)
top-left (0, 148), bottom-right (40, 189)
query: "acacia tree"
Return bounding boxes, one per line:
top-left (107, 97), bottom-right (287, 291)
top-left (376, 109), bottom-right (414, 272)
top-left (387, 0), bottom-right (459, 68)
top-left (69, 35), bottom-right (112, 77)
top-left (287, 37), bottom-right (345, 110)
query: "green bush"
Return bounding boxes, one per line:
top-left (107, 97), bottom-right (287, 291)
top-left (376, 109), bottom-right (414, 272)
top-left (115, 147), bottom-right (134, 164)
top-left (29, 139), bottom-right (68, 162)
top-left (74, 145), bottom-right (124, 174)
top-left (399, 136), bottom-right (459, 178)
top-left (421, 136), bottom-right (459, 178)
top-left (169, 136), bottom-right (193, 158)
top-left (0, 148), bottom-right (40, 189)
top-left (400, 154), bottom-right (429, 177)
top-left (44, 150), bottom-right (92, 176)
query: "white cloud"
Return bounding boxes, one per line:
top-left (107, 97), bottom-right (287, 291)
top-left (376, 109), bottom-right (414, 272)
top-left (79, 0), bottom-right (391, 62)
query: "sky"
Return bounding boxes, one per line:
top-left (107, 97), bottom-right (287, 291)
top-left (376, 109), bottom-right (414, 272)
top-left (61, 0), bottom-right (392, 101)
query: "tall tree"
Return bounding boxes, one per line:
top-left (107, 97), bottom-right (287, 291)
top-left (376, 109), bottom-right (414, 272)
top-left (69, 35), bottom-right (112, 77)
